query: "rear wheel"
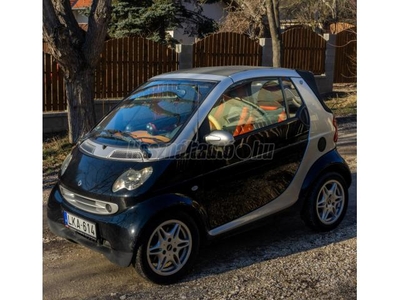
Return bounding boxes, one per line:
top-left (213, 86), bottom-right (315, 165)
top-left (302, 172), bottom-right (348, 231)
top-left (134, 212), bottom-right (200, 284)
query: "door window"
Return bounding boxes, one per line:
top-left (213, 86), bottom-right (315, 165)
top-left (281, 77), bottom-right (304, 118)
top-left (208, 78), bottom-right (300, 137)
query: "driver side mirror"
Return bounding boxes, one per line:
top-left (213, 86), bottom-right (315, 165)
top-left (204, 130), bottom-right (235, 147)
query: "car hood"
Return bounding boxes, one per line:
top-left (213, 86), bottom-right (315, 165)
top-left (60, 146), bottom-right (170, 200)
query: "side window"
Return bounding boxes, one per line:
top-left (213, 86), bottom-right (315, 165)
top-left (281, 77), bottom-right (304, 118)
top-left (207, 78), bottom-right (288, 137)
top-left (256, 79), bottom-right (287, 123)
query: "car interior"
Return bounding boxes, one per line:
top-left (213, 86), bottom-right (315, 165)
top-left (208, 79), bottom-right (291, 136)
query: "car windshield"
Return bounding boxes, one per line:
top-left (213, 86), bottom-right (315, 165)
top-left (91, 80), bottom-right (217, 146)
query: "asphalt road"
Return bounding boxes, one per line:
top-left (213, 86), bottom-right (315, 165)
top-left (42, 116), bottom-right (357, 300)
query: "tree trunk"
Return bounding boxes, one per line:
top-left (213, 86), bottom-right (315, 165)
top-left (266, 0), bottom-right (282, 67)
top-left (65, 69), bottom-right (97, 143)
top-left (43, 0), bottom-right (112, 143)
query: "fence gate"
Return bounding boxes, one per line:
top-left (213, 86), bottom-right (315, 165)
top-left (334, 27), bottom-right (357, 83)
top-left (282, 26), bottom-right (326, 75)
top-left (193, 32), bottom-right (262, 67)
top-left (94, 37), bottom-right (179, 99)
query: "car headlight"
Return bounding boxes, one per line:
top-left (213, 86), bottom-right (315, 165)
top-left (60, 153), bottom-right (73, 176)
top-left (112, 167), bottom-right (153, 192)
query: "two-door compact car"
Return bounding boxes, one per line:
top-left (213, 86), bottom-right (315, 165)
top-left (47, 66), bottom-right (352, 284)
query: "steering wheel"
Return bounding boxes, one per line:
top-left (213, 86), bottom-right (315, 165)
top-left (241, 99), bottom-right (274, 125)
top-left (208, 115), bottom-right (222, 130)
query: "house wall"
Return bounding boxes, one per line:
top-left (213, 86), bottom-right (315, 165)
top-left (73, 10), bottom-right (88, 23)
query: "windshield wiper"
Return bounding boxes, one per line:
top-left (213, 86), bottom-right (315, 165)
top-left (94, 129), bottom-right (138, 144)
top-left (91, 129), bottom-right (152, 159)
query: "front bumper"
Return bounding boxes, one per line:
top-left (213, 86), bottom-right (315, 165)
top-left (46, 185), bottom-right (137, 267)
top-left (47, 218), bottom-right (133, 266)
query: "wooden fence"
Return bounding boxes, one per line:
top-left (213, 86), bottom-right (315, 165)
top-left (192, 32), bottom-right (262, 67)
top-left (43, 28), bottom-right (356, 112)
top-left (94, 37), bottom-right (179, 99)
top-left (43, 37), bottom-right (179, 112)
top-left (43, 52), bottom-right (66, 112)
top-left (282, 26), bottom-right (326, 75)
top-left (193, 29), bottom-right (327, 74)
top-left (334, 27), bottom-right (357, 83)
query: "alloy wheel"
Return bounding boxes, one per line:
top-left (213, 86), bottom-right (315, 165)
top-left (316, 179), bottom-right (345, 225)
top-left (146, 220), bottom-right (193, 276)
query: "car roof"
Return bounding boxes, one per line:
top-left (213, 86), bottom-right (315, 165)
top-left (151, 66), bottom-right (301, 81)
top-left (166, 66), bottom-right (265, 77)
top-left (151, 66), bottom-right (325, 109)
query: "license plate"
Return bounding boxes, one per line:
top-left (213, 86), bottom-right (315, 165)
top-left (63, 211), bottom-right (97, 240)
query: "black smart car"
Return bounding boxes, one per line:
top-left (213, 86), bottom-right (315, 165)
top-left (47, 66), bottom-right (351, 284)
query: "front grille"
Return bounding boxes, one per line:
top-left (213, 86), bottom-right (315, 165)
top-left (60, 186), bottom-right (118, 215)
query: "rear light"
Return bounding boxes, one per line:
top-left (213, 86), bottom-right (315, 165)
top-left (332, 116), bottom-right (339, 143)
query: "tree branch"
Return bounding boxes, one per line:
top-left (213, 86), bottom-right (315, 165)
top-left (272, 0), bottom-right (280, 29)
top-left (43, 0), bottom-right (62, 52)
top-left (58, 0), bottom-right (85, 41)
top-left (83, 0), bottom-right (112, 67)
top-left (43, 0), bottom-right (85, 74)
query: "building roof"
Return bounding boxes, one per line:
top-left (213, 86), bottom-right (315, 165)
top-left (70, 0), bottom-right (92, 9)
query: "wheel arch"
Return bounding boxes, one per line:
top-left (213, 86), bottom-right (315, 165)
top-left (130, 193), bottom-right (209, 262)
top-left (299, 149), bottom-right (352, 202)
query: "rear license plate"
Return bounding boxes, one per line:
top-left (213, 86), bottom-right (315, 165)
top-left (63, 211), bottom-right (97, 240)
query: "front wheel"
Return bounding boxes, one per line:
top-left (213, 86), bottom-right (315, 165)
top-left (302, 172), bottom-right (349, 232)
top-left (133, 212), bottom-right (200, 284)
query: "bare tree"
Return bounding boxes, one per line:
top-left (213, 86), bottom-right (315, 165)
top-left (43, 0), bottom-right (112, 143)
top-left (284, 0), bottom-right (356, 31)
top-left (343, 0), bottom-right (356, 81)
top-left (219, 1), bottom-right (268, 39)
top-left (219, 0), bottom-right (282, 66)
top-left (266, 0), bottom-right (282, 67)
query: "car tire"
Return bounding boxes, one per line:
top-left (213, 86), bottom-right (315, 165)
top-left (133, 212), bottom-right (200, 284)
top-left (302, 172), bottom-right (348, 232)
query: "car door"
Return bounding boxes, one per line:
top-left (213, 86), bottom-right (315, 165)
top-left (195, 77), bottom-right (310, 229)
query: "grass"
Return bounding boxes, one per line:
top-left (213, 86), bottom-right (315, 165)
top-left (43, 134), bottom-right (73, 176)
top-left (323, 83), bottom-right (357, 117)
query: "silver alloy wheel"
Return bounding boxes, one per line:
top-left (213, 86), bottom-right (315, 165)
top-left (316, 179), bottom-right (345, 225)
top-left (146, 220), bottom-right (192, 276)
